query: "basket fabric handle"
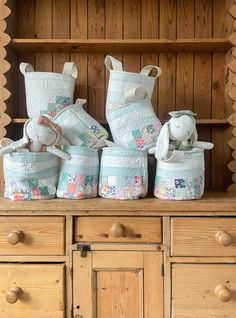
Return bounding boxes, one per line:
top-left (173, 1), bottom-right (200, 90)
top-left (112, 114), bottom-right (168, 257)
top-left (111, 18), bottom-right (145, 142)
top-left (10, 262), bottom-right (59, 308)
top-left (105, 55), bottom-right (162, 79)
top-left (75, 98), bottom-right (87, 107)
top-left (63, 62), bottom-right (78, 79)
top-left (19, 63), bottom-right (34, 75)
top-left (104, 55), bottom-right (123, 71)
top-left (140, 65), bottom-right (162, 78)
top-left (124, 86), bottom-right (148, 104)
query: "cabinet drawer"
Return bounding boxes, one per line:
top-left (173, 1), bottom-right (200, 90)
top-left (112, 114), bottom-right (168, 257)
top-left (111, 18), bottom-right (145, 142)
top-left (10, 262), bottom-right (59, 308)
top-left (74, 217), bottom-right (162, 243)
top-left (0, 217), bottom-right (65, 255)
top-left (172, 264), bottom-right (236, 318)
top-left (171, 217), bottom-right (236, 256)
top-left (0, 264), bottom-right (64, 318)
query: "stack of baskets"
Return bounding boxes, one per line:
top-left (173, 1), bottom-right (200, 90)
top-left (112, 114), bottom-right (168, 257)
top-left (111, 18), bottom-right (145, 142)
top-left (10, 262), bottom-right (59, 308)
top-left (1, 56), bottom-right (209, 201)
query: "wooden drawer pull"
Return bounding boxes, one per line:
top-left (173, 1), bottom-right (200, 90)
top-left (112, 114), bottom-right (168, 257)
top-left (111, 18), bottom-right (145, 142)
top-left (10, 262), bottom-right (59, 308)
top-left (215, 284), bottom-right (231, 302)
top-left (110, 223), bottom-right (125, 237)
top-left (6, 230), bottom-right (24, 245)
top-left (215, 231), bottom-right (232, 246)
top-left (6, 287), bottom-right (23, 304)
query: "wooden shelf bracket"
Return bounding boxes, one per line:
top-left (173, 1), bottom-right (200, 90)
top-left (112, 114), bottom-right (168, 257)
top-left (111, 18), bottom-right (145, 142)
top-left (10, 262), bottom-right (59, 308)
top-left (0, 1), bottom-right (11, 139)
top-left (0, 0), bottom-right (11, 193)
top-left (227, 3), bottom-right (236, 193)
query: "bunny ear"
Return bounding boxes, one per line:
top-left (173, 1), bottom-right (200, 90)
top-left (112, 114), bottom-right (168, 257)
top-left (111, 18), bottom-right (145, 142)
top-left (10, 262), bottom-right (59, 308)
top-left (23, 119), bottom-right (31, 141)
top-left (190, 118), bottom-right (198, 144)
top-left (154, 122), bottom-right (170, 160)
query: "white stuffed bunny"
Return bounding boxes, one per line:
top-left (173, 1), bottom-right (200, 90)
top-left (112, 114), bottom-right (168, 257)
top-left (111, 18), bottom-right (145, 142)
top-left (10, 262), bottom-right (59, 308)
top-left (0, 115), bottom-right (71, 160)
top-left (149, 110), bottom-right (214, 160)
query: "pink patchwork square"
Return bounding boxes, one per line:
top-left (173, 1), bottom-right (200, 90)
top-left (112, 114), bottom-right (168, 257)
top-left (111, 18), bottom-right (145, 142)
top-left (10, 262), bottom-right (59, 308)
top-left (135, 137), bottom-right (145, 148)
top-left (67, 182), bottom-right (77, 193)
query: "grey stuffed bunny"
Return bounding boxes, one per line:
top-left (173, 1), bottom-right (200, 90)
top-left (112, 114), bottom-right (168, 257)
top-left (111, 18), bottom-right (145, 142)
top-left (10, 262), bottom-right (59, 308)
top-left (149, 110), bottom-right (214, 160)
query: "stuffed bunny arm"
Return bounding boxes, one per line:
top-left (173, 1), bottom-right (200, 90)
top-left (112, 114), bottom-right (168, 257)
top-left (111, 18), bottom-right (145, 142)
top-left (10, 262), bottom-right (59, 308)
top-left (188, 124), bottom-right (214, 150)
top-left (0, 136), bottom-right (29, 155)
top-left (192, 141), bottom-right (214, 150)
top-left (46, 146), bottom-right (71, 160)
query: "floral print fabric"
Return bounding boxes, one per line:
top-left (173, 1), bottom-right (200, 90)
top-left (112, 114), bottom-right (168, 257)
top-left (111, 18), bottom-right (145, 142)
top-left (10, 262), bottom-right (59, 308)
top-left (127, 122), bottom-right (162, 150)
top-left (154, 175), bottom-right (204, 200)
top-left (79, 125), bottom-right (107, 147)
top-left (4, 177), bottom-right (54, 201)
top-left (57, 172), bottom-right (98, 199)
top-left (41, 96), bottom-right (73, 117)
top-left (99, 176), bottom-right (147, 200)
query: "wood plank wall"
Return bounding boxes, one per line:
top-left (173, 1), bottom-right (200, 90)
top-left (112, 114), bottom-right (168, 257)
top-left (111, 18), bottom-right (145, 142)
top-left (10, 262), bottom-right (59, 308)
top-left (7, 0), bottom-right (234, 190)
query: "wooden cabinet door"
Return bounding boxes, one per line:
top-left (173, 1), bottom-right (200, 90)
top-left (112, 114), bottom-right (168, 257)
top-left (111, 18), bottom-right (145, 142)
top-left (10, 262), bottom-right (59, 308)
top-left (73, 250), bottom-right (163, 318)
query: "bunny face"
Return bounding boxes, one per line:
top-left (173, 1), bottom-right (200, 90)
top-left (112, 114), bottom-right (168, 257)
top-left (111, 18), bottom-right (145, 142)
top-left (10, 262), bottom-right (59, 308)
top-left (169, 115), bottom-right (195, 142)
top-left (26, 118), bottom-right (58, 146)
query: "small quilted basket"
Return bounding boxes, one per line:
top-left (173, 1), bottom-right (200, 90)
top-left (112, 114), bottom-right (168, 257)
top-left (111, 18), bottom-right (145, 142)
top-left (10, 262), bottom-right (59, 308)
top-left (99, 148), bottom-right (148, 200)
top-left (57, 146), bottom-right (99, 199)
top-left (53, 100), bottom-right (108, 148)
top-left (154, 149), bottom-right (205, 200)
top-left (20, 62), bottom-right (77, 118)
top-left (4, 152), bottom-right (58, 200)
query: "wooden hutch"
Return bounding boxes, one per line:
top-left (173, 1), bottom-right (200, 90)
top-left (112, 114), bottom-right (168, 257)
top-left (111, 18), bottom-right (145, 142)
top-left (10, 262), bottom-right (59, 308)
top-left (0, 1), bottom-right (236, 317)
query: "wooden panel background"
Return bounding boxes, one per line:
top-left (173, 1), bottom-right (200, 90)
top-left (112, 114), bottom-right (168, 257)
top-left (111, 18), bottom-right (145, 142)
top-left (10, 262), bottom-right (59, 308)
top-left (5, 0), bottom-right (234, 190)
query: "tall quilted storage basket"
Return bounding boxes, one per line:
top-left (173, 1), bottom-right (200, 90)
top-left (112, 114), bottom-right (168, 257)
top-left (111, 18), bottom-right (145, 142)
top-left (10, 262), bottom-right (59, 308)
top-left (4, 152), bottom-right (58, 201)
top-left (105, 55), bottom-right (162, 152)
top-left (57, 146), bottom-right (99, 199)
top-left (99, 148), bottom-right (148, 200)
top-left (154, 149), bottom-right (205, 200)
top-left (20, 62), bottom-right (78, 118)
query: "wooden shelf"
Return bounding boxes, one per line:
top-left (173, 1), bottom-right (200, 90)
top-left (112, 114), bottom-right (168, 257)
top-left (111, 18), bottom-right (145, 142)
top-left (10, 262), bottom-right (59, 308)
top-left (11, 118), bottom-right (229, 125)
top-left (10, 38), bottom-right (231, 53)
top-left (0, 192), bottom-right (236, 215)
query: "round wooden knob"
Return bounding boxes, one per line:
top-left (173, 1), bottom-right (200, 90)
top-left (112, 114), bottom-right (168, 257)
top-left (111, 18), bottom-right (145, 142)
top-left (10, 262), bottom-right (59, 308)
top-left (6, 287), bottom-right (23, 304)
top-left (110, 223), bottom-right (125, 237)
top-left (215, 231), bottom-right (232, 247)
top-left (6, 230), bottom-right (24, 245)
top-left (215, 284), bottom-right (231, 303)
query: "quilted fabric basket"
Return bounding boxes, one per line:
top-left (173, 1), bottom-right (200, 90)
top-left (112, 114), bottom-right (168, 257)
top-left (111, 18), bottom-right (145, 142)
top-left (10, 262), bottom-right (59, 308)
top-left (105, 55), bottom-right (162, 152)
top-left (4, 152), bottom-right (58, 200)
top-left (107, 87), bottom-right (162, 151)
top-left (20, 62), bottom-right (77, 118)
top-left (154, 149), bottom-right (205, 200)
top-left (99, 147), bottom-right (148, 200)
top-left (53, 100), bottom-right (108, 148)
top-left (57, 146), bottom-right (99, 199)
